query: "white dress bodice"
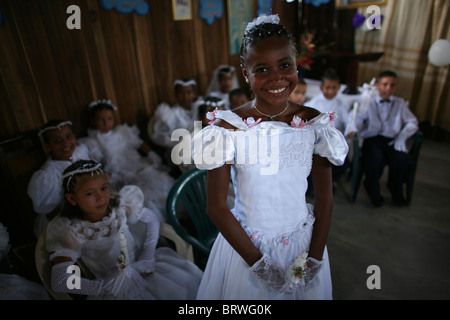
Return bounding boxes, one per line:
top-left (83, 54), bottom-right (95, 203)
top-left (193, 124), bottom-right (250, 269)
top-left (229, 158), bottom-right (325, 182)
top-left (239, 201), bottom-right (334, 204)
top-left (193, 110), bottom-right (348, 236)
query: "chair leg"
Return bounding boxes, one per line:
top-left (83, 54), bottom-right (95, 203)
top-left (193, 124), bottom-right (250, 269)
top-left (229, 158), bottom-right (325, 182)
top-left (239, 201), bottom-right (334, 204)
top-left (350, 168), bottom-right (363, 203)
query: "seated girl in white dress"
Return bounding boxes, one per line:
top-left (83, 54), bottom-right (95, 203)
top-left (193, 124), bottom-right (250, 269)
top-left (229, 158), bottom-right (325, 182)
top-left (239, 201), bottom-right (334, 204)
top-left (80, 100), bottom-right (174, 222)
top-left (47, 160), bottom-right (203, 300)
top-left (205, 65), bottom-right (240, 110)
top-left (192, 14), bottom-right (348, 300)
top-left (27, 120), bottom-right (91, 238)
top-left (149, 79), bottom-right (202, 149)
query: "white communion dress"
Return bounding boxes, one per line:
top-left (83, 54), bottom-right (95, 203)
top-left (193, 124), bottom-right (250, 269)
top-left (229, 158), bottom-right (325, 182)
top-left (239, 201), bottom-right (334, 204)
top-left (192, 110), bottom-right (348, 300)
top-left (46, 185), bottom-right (203, 300)
top-left (150, 103), bottom-right (197, 149)
top-left (80, 125), bottom-right (174, 222)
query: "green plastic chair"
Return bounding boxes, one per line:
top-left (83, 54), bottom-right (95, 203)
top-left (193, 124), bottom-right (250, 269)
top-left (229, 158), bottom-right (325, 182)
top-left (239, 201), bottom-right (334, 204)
top-left (166, 167), bottom-right (218, 268)
top-left (349, 131), bottom-right (424, 205)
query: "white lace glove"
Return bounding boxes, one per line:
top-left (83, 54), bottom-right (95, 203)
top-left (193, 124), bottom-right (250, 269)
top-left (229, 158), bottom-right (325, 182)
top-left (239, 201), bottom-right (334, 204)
top-left (131, 207), bottom-right (159, 275)
top-left (51, 261), bottom-right (103, 296)
top-left (303, 257), bottom-right (324, 287)
top-left (389, 138), bottom-right (408, 153)
top-left (250, 254), bottom-right (291, 293)
top-left (389, 122), bottom-right (418, 153)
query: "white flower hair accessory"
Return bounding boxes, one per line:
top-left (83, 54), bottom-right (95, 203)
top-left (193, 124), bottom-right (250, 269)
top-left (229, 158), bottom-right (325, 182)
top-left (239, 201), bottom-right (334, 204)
top-left (245, 14), bottom-right (280, 35)
top-left (89, 99), bottom-right (117, 110)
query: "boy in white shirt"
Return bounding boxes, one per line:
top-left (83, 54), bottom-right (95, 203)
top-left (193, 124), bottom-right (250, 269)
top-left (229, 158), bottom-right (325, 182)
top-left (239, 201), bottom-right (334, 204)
top-left (305, 70), bottom-right (349, 133)
top-left (348, 70), bottom-right (419, 207)
top-left (305, 70), bottom-right (350, 188)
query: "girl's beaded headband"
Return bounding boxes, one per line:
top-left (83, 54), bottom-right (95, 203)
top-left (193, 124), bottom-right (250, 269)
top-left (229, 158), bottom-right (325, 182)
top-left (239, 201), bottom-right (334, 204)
top-left (89, 99), bottom-right (117, 110)
top-left (173, 79), bottom-right (197, 88)
top-left (200, 98), bottom-right (225, 108)
top-left (38, 121), bottom-right (72, 137)
top-left (61, 162), bottom-right (103, 191)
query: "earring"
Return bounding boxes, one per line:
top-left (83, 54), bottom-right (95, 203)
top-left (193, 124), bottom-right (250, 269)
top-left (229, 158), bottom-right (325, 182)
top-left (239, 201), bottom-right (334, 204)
top-left (245, 78), bottom-right (249, 84)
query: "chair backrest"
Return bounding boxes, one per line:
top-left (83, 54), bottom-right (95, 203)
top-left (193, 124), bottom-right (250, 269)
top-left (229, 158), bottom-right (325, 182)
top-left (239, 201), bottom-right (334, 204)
top-left (406, 131), bottom-right (424, 204)
top-left (166, 167), bottom-right (218, 258)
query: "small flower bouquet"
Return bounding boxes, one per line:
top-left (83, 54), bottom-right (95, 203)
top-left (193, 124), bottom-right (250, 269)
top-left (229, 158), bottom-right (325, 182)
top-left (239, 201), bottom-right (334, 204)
top-left (117, 232), bottom-right (129, 270)
top-left (117, 251), bottom-right (128, 270)
top-left (297, 32), bottom-right (315, 70)
top-left (288, 252), bottom-right (308, 287)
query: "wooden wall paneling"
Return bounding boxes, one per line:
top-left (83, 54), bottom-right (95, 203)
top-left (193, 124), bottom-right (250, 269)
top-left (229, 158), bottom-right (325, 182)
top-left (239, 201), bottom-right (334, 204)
top-left (97, 11), bottom-right (142, 126)
top-left (149, 0), bottom-right (179, 106)
top-left (11, 1), bottom-right (69, 126)
top-left (0, 73), bottom-right (19, 137)
top-left (131, 11), bottom-right (158, 119)
top-left (83, 0), bottom-right (118, 135)
top-left (191, 9), bottom-right (209, 98)
top-left (38, 1), bottom-right (99, 137)
top-left (0, 1), bottom-right (46, 136)
top-left (199, 9), bottom-right (230, 97)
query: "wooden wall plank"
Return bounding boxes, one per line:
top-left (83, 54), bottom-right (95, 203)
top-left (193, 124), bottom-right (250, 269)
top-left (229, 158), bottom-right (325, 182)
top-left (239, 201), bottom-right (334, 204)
top-left (0, 0), bottom-right (292, 140)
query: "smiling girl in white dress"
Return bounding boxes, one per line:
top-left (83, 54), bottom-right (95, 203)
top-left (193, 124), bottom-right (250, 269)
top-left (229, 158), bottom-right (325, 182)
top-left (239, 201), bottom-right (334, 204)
top-left (192, 15), bottom-right (348, 300)
top-left (27, 120), bottom-right (90, 237)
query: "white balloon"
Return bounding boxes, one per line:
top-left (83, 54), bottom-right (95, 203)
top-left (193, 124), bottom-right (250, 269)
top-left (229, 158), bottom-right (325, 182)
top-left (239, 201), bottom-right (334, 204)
top-left (428, 39), bottom-right (450, 67)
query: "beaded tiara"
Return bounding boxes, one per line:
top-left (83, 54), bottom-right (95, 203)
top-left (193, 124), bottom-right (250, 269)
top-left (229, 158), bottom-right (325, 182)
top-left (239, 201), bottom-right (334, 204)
top-left (200, 98), bottom-right (225, 108)
top-left (89, 99), bottom-right (117, 110)
top-left (173, 79), bottom-right (197, 88)
top-left (38, 121), bottom-right (72, 137)
top-left (61, 162), bottom-right (103, 191)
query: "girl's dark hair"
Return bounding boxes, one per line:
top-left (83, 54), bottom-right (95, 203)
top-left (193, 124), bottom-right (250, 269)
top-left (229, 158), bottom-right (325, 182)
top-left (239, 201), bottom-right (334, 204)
top-left (240, 21), bottom-right (296, 67)
top-left (229, 88), bottom-right (251, 101)
top-left (60, 160), bottom-right (113, 220)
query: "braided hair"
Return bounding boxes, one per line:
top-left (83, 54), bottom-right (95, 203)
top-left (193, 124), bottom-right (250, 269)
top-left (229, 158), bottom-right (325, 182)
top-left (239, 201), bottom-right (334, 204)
top-left (240, 14), bottom-right (296, 68)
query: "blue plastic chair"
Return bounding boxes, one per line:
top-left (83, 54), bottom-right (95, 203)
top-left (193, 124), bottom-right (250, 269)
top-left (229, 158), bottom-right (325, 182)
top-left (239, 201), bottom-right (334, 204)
top-left (166, 167), bottom-right (218, 268)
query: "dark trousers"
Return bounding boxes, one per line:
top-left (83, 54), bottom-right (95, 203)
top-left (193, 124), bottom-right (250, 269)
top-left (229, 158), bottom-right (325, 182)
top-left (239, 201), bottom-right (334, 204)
top-left (361, 135), bottom-right (412, 201)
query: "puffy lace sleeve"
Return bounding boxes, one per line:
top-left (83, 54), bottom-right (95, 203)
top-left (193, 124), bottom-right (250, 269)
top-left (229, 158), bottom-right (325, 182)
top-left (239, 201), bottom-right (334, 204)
top-left (27, 162), bottom-right (64, 215)
top-left (313, 113), bottom-right (349, 166)
top-left (118, 185), bottom-right (145, 224)
top-left (46, 217), bottom-right (82, 262)
top-left (191, 125), bottom-right (235, 170)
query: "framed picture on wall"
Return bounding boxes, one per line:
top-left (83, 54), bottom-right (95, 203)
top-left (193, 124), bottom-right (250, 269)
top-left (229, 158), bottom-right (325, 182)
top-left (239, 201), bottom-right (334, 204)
top-left (336, 0), bottom-right (387, 9)
top-left (228, 0), bottom-right (253, 55)
top-left (172, 0), bottom-right (192, 21)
